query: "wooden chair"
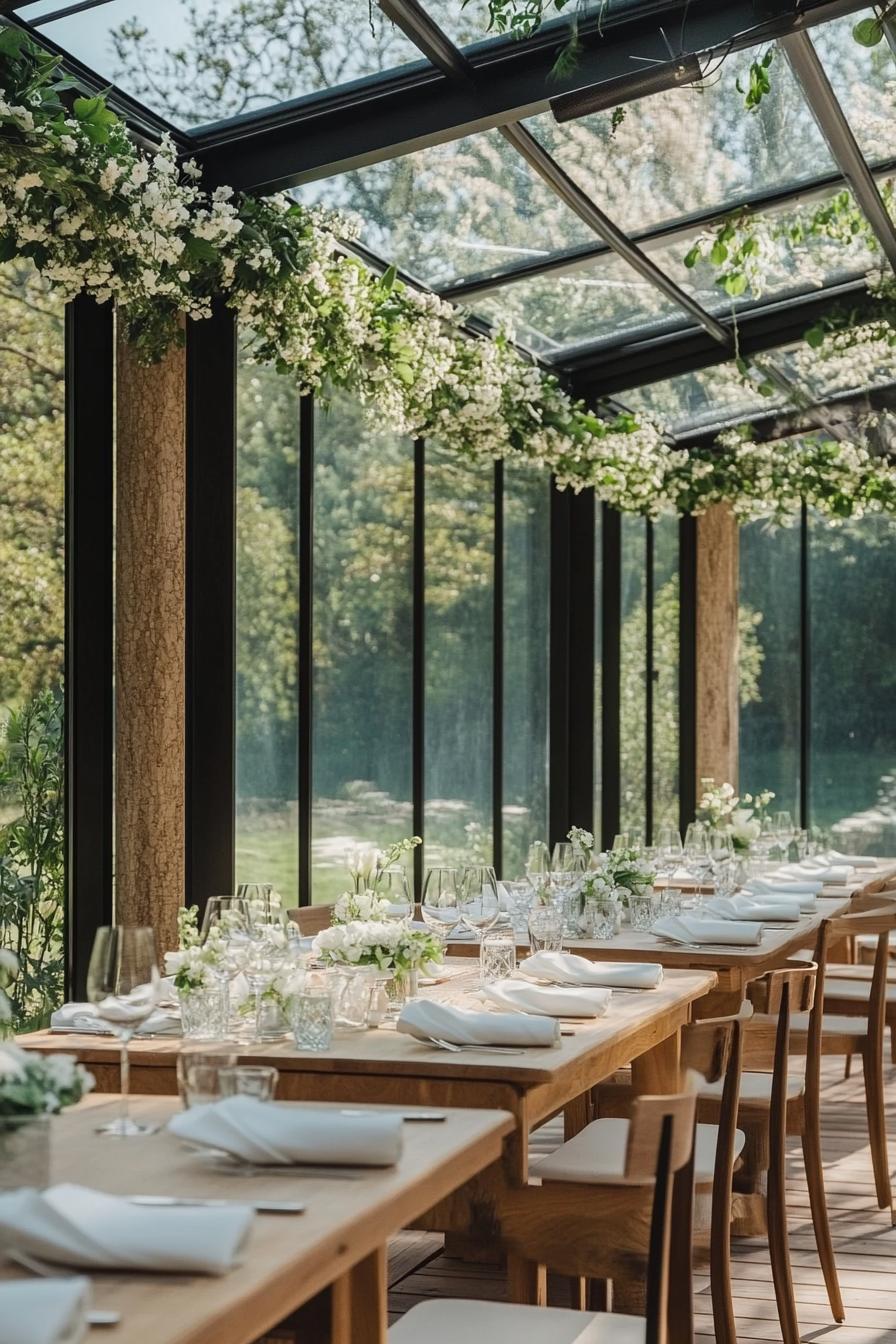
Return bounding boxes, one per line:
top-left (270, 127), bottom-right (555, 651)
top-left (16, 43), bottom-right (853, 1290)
top-left (785, 906), bottom-right (896, 1221)
top-left (286, 904), bottom-right (333, 935)
top-left (390, 1092), bottom-right (697, 1344)
top-left (698, 962), bottom-right (834, 1344)
top-left (550, 1013), bottom-right (744, 1344)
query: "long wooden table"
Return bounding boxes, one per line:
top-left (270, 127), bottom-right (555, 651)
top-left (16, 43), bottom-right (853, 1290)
top-left (21, 966), bottom-right (716, 1290)
top-left (1, 1093), bottom-right (514, 1344)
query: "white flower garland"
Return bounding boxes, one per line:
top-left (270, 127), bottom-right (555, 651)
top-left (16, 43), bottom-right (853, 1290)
top-left (1, 30), bottom-right (895, 523)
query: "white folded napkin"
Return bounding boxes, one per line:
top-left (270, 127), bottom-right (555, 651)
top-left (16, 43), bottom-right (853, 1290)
top-left (0, 1279), bottom-right (89, 1344)
top-left (519, 951), bottom-right (663, 989)
top-left (652, 916), bottom-right (764, 947)
top-left (49, 1002), bottom-right (181, 1036)
top-left (823, 850), bottom-right (878, 869)
top-left (796, 861), bottom-right (851, 883)
top-left (169, 1095), bottom-right (402, 1167)
top-left (705, 896), bottom-right (800, 922)
top-left (480, 980), bottom-right (611, 1018)
top-left (0, 1184), bottom-right (252, 1276)
top-left (397, 999), bottom-right (558, 1047)
top-left (747, 878), bottom-right (820, 903)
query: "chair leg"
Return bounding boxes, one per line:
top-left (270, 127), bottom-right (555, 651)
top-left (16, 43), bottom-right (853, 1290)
top-left (844, 1052), bottom-right (853, 1080)
top-left (890, 1025), bottom-right (896, 1065)
top-left (767, 1123), bottom-right (801, 1344)
top-left (861, 1045), bottom-right (894, 1219)
top-left (709, 1176), bottom-right (737, 1344)
top-left (800, 1122), bottom-right (844, 1320)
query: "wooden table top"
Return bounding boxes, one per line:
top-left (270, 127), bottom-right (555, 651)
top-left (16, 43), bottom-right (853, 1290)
top-left (0, 1093), bottom-right (514, 1344)
top-left (21, 965), bottom-right (716, 1089)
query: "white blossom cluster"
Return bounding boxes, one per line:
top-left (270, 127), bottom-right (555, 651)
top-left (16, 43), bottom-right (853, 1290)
top-left (312, 920), bottom-right (443, 973)
top-left (332, 889), bottom-right (393, 924)
top-left (0, 1042), bottom-right (94, 1115)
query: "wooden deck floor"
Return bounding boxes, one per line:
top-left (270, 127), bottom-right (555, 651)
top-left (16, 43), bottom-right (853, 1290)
top-left (387, 1058), bottom-right (896, 1342)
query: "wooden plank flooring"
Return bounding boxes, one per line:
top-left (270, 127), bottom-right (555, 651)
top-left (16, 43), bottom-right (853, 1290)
top-left (387, 1058), bottom-right (896, 1341)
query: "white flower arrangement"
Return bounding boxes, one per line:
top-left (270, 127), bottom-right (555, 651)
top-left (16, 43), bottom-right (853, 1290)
top-left (0, 1042), bottom-right (94, 1116)
top-left (164, 905), bottom-right (226, 993)
top-left (346, 837), bottom-right (421, 891)
top-left (593, 848), bottom-right (656, 902)
top-left (697, 779), bottom-right (775, 853)
top-left (567, 826), bottom-right (594, 862)
top-left (332, 889), bottom-right (393, 924)
top-left (312, 920), bottom-right (443, 975)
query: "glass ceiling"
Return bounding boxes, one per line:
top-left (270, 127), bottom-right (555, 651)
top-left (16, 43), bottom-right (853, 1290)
top-left (6, 0), bottom-right (896, 438)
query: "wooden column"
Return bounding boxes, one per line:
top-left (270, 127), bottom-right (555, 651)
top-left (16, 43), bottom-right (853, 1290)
top-left (695, 503), bottom-right (740, 789)
top-left (115, 328), bottom-right (186, 951)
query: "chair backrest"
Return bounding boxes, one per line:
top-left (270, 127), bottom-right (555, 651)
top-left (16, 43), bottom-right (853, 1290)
top-left (286, 904), bottom-right (333, 936)
top-left (813, 904), bottom-right (896, 1056)
top-left (624, 1092), bottom-right (697, 1344)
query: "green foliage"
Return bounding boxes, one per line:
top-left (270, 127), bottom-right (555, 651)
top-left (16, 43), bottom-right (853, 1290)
top-left (0, 690), bottom-right (65, 1031)
top-left (736, 48), bottom-right (775, 112)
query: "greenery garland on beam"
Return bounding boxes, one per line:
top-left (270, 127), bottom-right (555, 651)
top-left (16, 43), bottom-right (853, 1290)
top-left (2, 28), bottom-right (896, 525)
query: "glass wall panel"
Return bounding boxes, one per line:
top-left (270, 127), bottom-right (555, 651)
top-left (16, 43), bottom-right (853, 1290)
top-left (0, 261), bottom-right (66, 1029)
top-left (810, 514), bottom-right (896, 852)
top-left (424, 449), bottom-right (494, 867)
top-left (593, 506), bottom-right (603, 842)
top-left (311, 395), bottom-right (414, 901)
top-left (502, 465), bottom-right (550, 875)
top-left (652, 516), bottom-right (680, 831)
top-left (235, 352), bottom-right (300, 904)
top-left (738, 519), bottom-right (801, 816)
top-left (619, 516), bottom-right (647, 839)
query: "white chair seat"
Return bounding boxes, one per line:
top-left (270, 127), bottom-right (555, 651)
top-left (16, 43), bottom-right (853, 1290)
top-left (823, 978), bottom-right (896, 1003)
top-left (788, 1012), bottom-right (870, 1037)
top-left (856, 931), bottom-right (896, 949)
top-left (699, 1070), bottom-right (804, 1103)
top-left (390, 1299), bottom-right (645, 1343)
top-left (534, 1116), bottom-right (745, 1186)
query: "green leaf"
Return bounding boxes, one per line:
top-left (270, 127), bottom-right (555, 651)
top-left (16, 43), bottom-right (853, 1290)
top-left (184, 235), bottom-right (218, 264)
top-left (0, 27), bottom-right (31, 58)
top-left (683, 244), bottom-right (701, 269)
top-left (380, 264), bottom-right (397, 293)
top-left (709, 240), bottom-right (729, 265)
top-left (723, 272), bottom-right (748, 297)
top-left (804, 324), bottom-right (826, 349)
top-left (393, 362), bottom-right (415, 385)
top-left (853, 16), bottom-right (883, 46)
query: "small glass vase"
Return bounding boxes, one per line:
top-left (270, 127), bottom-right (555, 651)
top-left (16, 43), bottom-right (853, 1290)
top-left (0, 1113), bottom-right (50, 1191)
top-left (179, 983), bottom-right (230, 1041)
top-left (383, 969), bottom-right (418, 1018)
top-left (255, 995), bottom-right (288, 1042)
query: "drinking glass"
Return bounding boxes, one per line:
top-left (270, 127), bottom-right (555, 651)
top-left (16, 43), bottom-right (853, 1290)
top-left (581, 900), bottom-right (617, 940)
top-left (527, 906), bottom-right (564, 954)
top-left (421, 868), bottom-right (461, 940)
top-left (684, 823), bottom-right (713, 891)
top-left (459, 865), bottom-right (500, 935)
top-left (551, 842), bottom-right (578, 874)
top-left (628, 893), bottom-right (659, 931)
top-left (612, 832), bottom-right (629, 852)
top-left (479, 930), bottom-right (517, 986)
top-left (503, 879), bottom-right (536, 936)
top-left (289, 984), bottom-right (334, 1052)
top-left (243, 930), bottom-right (289, 1043)
top-left (218, 1065), bottom-right (279, 1100)
top-left (376, 865), bottom-right (413, 922)
top-left (525, 841), bottom-right (551, 895)
top-left (237, 883), bottom-right (283, 930)
top-left (182, 1064), bottom-right (226, 1108)
top-left (176, 1046), bottom-right (239, 1107)
top-left (654, 825), bottom-right (684, 882)
top-left (658, 888), bottom-right (682, 918)
top-left (772, 811), bottom-right (795, 861)
top-left (86, 926), bottom-right (160, 1137)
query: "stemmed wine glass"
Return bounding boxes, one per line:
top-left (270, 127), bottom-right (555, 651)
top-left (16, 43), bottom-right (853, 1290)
top-left (458, 865), bottom-right (500, 936)
top-left (525, 841), bottom-right (551, 897)
top-left (375, 865), bottom-right (413, 922)
top-left (86, 926), bottom-right (160, 1137)
top-left (654, 824), bottom-right (683, 883)
top-left (201, 895), bottom-right (251, 942)
top-left (421, 867), bottom-right (462, 941)
top-left (683, 823), bottom-right (713, 900)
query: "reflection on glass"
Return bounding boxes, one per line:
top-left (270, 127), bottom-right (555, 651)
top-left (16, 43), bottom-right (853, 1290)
top-left (810, 513), bottom-right (896, 854)
top-left (235, 347), bottom-right (299, 905)
top-left (738, 517), bottom-right (801, 818)
top-left (311, 392), bottom-right (413, 904)
top-left (653, 516), bottom-right (679, 831)
top-left (424, 447), bottom-right (493, 869)
top-left (0, 260), bottom-right (65, 1031)
top-left (625, 362), bottom-right (795, 436)
top-left (811, 11), bottom-right (896, 164)
top-left (620, 516), bottom-right (647, 836)
top-left (502, 465), bottom-right (549, 876)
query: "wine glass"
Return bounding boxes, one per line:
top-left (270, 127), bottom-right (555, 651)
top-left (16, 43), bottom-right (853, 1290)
top-left (708, 830), bottom-right (736, 896)
top-left (376, 865), bottom-right (413, 922)
top-left (525, 841), bottom-right (551, 895)
top-left (654, 825), bottom-right (683, 883)
top-left (459, 865), bottom-right (500, 936)
top-left (772, 811), bottom-right (795, 862)
top-left (243, 928), bottom-right (290, 1044)
top-left (612, 832), bottom-right (630, 852)
top-left (551, 842), bottom-right (578, 874)
top-left (201, 896), bottom-right (251, 941)
top-left (683, 823), bottom-right (713, 896)
top-left (237, 883), bottom-right (282, 930)
top-left (86, 926), bottom-right (160, 1137)
top-left (421, 867), bottom-right (461, 941)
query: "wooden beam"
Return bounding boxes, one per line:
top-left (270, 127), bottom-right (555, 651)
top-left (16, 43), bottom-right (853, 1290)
top-left (115, 327), bottom-right (186, 951)
top-left (695, 504), bottom-right (739, 790)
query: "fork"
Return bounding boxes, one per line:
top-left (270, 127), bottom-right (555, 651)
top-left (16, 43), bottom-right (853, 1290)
top-left (427, 1036), bottom-right (524, 1056)
top-left (7, 1249), bottom-right (121, 1326)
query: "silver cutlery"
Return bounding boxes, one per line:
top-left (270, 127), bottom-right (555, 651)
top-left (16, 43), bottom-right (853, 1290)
top-left (426, 1036), bottom-right (524, 1055)
top-left (339, 1108), bottom-right (447, 1122)
top-left (7, 1249), bottom-right (122, 1326)
top-left (210, 1160), bottom-right (368, 1180)
top-left (129, 1194), bottom-right (305, 1214)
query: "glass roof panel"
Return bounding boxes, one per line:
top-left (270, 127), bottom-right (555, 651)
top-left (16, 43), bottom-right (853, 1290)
top-left (623, 363), bottom-right (795, 435)
top-left (523, 42), bottom-right (836, 237)
top-left (293, 129), bottom-right (598, 288)
top-left (811, 9), bottom-right (896, 165)
top-left (468, 252), bottom-right (688, 355)
top-left (16, 0), bottom-right (429, 130)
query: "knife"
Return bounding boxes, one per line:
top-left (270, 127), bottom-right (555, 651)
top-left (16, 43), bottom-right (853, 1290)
top-left (129, 1195), bottom-right (305, 1214)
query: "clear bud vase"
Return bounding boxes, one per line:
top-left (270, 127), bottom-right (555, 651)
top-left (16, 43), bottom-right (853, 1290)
top-left (383, 969), bottom-right (417, 1018)
top-left (179, 983), bottom-right (230, 1041)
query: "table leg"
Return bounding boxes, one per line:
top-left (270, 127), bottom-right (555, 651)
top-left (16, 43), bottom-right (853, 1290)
top-left (631, 1030), bottom-right (681, 1095)
top-left (564, 1092), bottom-right (592, 1140)
top-left (330, 1247), bottom-right (387, 1344)
top-left (507, 1254), bottom-right (546, 1306)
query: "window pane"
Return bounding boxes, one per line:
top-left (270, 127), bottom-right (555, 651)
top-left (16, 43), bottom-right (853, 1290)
top-left (594, 506), bottom-right (603, 842)
top-left (0, 261), bottom-right (65, 1029)
top-left (625, 363), bottom-right (795, 436)
top-left (811, 10), bottom-right (896, 164)
top-left (738, 519), bottom-right (801, 817)
top-left (652, 516), bottom-right (679, 832)
top-left (311, 395), bottom-right (413, 902)
top-left (810, 514), bottom-right (896, 853)
top-left (424, 449), bottom-right (493, 866)
top-left (502, 465), bottom-right (550, 875)
top-left (235, 352), bottom-right (299, 905)
top-left (620, 515), bottom-right (647, 838)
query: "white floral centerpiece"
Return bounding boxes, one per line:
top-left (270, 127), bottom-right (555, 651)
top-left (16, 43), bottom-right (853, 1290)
top-left (0, 1041), bottom-right (94, 1189)
top-left (567, 826), bottom-right (594, 864)
top-left (332, 889), bottom-right (392, 924)
top-left (164, 906), bottom-right (230, 1038)
top-left (697, 779), bottom-right (775, 854)
top-left (312, 921), bottom-right (442, 976)
top-left (346, 836), bottom-right (421, 893)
